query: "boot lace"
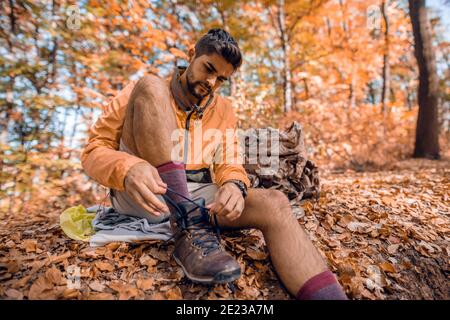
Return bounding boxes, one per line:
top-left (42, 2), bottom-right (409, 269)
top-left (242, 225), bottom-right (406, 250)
top-left (162, 188), bottom-right (221, 255)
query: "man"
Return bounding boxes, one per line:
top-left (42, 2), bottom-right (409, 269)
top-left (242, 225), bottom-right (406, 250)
top-left (81, 28), bottom-right (347, 300)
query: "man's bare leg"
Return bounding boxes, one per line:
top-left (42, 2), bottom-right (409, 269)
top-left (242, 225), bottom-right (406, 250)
top-left (122, 75), bottom-right (177, 166)
top-left (213, 188), bottom-right (347, 299)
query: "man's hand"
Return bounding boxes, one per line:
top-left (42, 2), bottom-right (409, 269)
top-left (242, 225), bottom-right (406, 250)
top-left (207, 182), bottom-right (245, 221)
top-left (124, 162), bottom-right (169, 216)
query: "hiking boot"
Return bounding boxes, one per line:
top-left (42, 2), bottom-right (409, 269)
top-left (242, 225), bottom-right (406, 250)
top-left (168, 197), bottom-right (241, 284)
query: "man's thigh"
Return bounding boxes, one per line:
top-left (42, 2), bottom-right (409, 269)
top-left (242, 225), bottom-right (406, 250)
top-left (188, 182), bottom-right (219, 205)
top-left (110, 182), bottom-right (219, 223)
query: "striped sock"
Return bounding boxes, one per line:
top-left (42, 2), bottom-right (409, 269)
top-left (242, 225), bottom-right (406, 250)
top-left (296, 271), bottom-right (348, 300)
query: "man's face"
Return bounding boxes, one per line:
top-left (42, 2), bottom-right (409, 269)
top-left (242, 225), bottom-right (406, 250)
top-left (185, 52), bottom-right (235, 100)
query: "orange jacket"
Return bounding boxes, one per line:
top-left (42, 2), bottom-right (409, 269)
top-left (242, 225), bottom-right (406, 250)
top-left (81, 71), bottom-right (250, 192)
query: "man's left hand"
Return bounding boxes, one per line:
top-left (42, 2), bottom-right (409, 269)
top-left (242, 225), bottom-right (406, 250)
top-left (207, 182), bottom-right (245, 221)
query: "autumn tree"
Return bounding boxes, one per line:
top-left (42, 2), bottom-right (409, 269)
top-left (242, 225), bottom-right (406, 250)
top-left (381, 0), bottom-right (390, 114)
top-left (409, 0), bottom-right (440, 159)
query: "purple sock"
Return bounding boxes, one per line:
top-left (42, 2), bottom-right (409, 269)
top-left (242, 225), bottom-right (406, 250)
top-left (296, 271), bottom-right (348, 300)
top-left (157, 161), bottom-right (190, 205)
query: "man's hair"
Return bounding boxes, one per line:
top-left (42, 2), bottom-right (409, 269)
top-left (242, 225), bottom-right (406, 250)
top-left (194, 28), bottom-right (242, 70)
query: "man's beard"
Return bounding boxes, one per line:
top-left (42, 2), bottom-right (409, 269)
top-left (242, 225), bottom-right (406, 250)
top-left (186, 72), bottom-right (211, 100)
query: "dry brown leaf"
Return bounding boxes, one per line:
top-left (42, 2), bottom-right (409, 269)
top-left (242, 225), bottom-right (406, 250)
top-left (50, 251), bottom-right (71, 264)
top-left (4, 260), bottom-right (20, 273)
top-left (347, 221), bottom-right (371, 233)
top-left (62, 288), bottom-right (80, 299)
top-left (89, 280), bottom-right (106, 292)
top-left (45, 267), bottom-right (64, 285)
top-left (213, 284), bottom-right (231, 298)
top-left (159, 283), bottom-right (176, 292)
top-left (11, 275), bottom-right (32, 289)
top-left (94, 247), bottom-right (107, 256)
top-left (323, 238), bottom-right (341, 248)
top-left (28, 275), bottom-right (55, 300)
top-left (94, 261), bottom-right (114, 272)
top-left (387, 244), bottom-right (400, 254)
top-left (23, 239), bottom-right (38, 253)
top-left (148, 247), bottom-right (170, 262)
top-left (136, 278), bottom-right (154, 291)
top-left (379, 262), bottom-right (396, 273)
top-left (106, 242), bottom-right (121, 251)
top-left (5, 288), bottom-right (23, 300)
top-left (87, 292), bottom-right (115, 300)
top-left (118, 286), bottom-right (139, 300)
top-left (338, 215), bottom-right (353, 228)
top-left (28, 259), bottom-right (48, 276)
top-left (148, 292), bottom-right (165, 300)
top-left (246, 248), bottom-right (267, 260)
top-left (80, 248), bottom-right (99, 258)
top-left (108, 281), bottom-right (139, 300)
top-left (139, 255), bottom-right (158, 269)
top-left (165, 286), bottom-right (183, 300)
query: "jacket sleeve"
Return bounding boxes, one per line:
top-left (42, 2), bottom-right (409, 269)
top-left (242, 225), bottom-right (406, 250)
top-left (80, 81), bottom-right (147, 191)
top-left (212, 101), bottom-right (250, 188)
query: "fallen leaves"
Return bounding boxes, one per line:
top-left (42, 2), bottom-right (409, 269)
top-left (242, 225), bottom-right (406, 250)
top-left (1, 260), bottom-right (20, 273)
top-left (50, 251), bottom-right (71, 264)
top-left (136, 278), bottom-right (154, 291)
top-left (87, 292), bottom-right (115, 300)
top-left (108, 281), bottom-right (139, 300)
top-left (165, 286), bottom-right (183, 300)
top-left (28, 276), bottom-right (58, 300)
top-left (23, 239), bottom-right (38, 253)
top-left (245, 247), bottom-right (268, 261)
top-left (94, 261), bottom-right (114, 272)
top-left (89, 280), bottom-right (106, 292)
top-left (307, 159), bottom-right (449, 299)
top-left (387, 244), bottom-right (400, 254)
top-left (347, 221), bottom-right (371, 233)
top-left (45, 267), bottom-right (64, 285)
top-left (379, 262), bottom-right (396, 274)
top-left (5, 288), bottom-right (23, 300)
top-left (0, 159), bottom-right (447, 300)
top-left (139, 254), bottom-right (158, 271)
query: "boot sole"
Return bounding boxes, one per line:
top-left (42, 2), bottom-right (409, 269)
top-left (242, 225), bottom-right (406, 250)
top-left (173, 254), bottom-right (241, 284)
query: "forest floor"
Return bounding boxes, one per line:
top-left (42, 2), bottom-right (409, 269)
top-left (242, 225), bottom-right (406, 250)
top-left (0, 158), bottom-right (448, 300)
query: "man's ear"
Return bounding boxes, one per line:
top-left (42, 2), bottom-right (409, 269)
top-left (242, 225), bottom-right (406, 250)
top-left (188, 45), bottom-right (195, 62)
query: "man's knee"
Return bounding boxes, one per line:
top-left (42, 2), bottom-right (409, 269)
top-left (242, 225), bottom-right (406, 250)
top-left (135, 74), bottom-right (162, 92)
top-left (256, 189), bottom-right (292, 227)
top-left (134, 75), bottom-right (169, 101)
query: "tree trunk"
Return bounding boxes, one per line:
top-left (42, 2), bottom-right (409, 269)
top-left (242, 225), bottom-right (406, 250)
top-left (381, 0), bottom-right (390, 115)
top-left (277, 0), bottom-right (292, 113)
top-left (302, 78), bottom-right (309, 100)
top-left (408, 0), bottom-right (440, 159)
top-left (349, 68), bottom-right (356, 109)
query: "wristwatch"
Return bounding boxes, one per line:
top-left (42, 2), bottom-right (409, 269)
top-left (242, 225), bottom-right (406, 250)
top-left (224, 179), bottom-right (248, 199)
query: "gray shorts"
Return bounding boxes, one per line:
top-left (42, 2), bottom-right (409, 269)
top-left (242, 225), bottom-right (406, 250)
top-left (110, 182), bottom-right (219, 224)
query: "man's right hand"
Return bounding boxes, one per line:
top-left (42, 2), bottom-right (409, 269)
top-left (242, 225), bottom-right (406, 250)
top-left (124, 162), bottom-right (170, 216)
